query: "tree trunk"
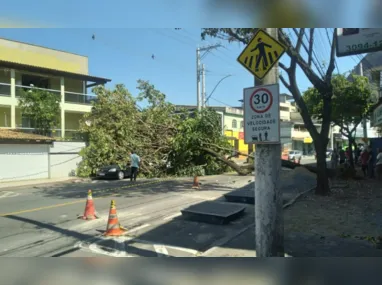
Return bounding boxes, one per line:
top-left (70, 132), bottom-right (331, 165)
top-left (347, 137), bottom-right (355, 169)
top-left (203, 146), bottom-right (337, 178)
top-left (314, 140), bottom-right (331, 196)
top-left (201, 147), bottom-right (252, 175)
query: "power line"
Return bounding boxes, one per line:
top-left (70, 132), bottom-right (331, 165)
top-left (173, 28), bottom-right (249, 75)
top-left (289, 28), bottom-right (325, 78)
top-left (208, 96), bottom-right (235, 108)
top-left (91, 31), bottom-right (195, 75)
top-left (316, 29), bottom-right (330, 68)
top-left (303, 28), bottom-right (326, 77)
top-left (149, 29), bottom-right (195, 47)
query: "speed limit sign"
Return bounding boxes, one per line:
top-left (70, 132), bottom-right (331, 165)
top-left (250, 88), bottom-right (273, 113)
top-left (243, 84), bottom-right (280, 144)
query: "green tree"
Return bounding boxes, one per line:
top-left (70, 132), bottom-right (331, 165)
top-left (304, 74), bottom-right (374, 168)
top-left (77, 81), bottom-right (235, 178)
top-left (169, 108), bottom-right (233, 176)
top-left (18, 88), bottom-right (60, 136)
top-left (201, 28), bottom-right (337, 195)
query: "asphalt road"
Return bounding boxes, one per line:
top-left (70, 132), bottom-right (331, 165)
top-left (0, 170), bottom-right (315, 257)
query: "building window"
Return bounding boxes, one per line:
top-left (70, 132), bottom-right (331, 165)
top-left (280, 106), bottom-right (289, 112)
top-left (232, 119), bottom-right (237, 128)
top-left (21, 115), bottom-right (36, 128)
top-left (240, 121), bottom-right (244, 128)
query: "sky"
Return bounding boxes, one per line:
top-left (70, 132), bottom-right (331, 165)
top-left (0, 0), bottom-right (376, 109)
top-left (0, 27), bottom-right (362, 109)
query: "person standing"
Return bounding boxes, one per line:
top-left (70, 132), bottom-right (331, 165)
top-left (339, 148), bottom-right (346, 165)
top-left (360, 148), bottom-right (370, 178)
top-left (331, 148), bottom-right (338, 169)
top-left (376, 148), bottom-right (382, 181)
top-left (367, 146), bottom-right (375, 179)
top-left (129, 150), bottom-right (141, 182)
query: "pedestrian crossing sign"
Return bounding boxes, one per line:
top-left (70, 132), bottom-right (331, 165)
top-left (237, 29), bottom-right (286, 80)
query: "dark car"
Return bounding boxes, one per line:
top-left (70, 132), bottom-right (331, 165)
top-left (95, 164), bottom-right (131, 180)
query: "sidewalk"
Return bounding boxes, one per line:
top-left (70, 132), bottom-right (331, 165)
top-left (201, 174), bottom-right (382, 257)
top-left (202, 225), bottom-right (382, 257)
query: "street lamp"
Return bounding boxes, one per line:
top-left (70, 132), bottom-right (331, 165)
top-left (204, 74), bottom-right (233, 106)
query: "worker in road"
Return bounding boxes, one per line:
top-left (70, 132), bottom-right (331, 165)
top-left (129, 150), bottom-right (141, 182)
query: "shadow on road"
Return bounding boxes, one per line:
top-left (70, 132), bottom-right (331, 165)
top-left (1, 215), bottom-right (157, 257)
top-left (36, 178), bottom-right (239, 200)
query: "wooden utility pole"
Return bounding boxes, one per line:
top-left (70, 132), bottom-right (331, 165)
top-left (254, 28), bottom-right (284, 257)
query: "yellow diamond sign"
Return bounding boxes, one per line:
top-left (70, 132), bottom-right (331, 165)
top-left (237, 29), bottom-right (286, 80)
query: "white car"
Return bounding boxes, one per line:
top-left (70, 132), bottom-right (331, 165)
top-left (288, 150), bottom-right (302, 163)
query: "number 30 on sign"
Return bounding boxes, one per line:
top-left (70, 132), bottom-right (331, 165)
top-left (243, 84), bottom-right (280, 145)
top-left (250, 88), bottom-right (273, 113)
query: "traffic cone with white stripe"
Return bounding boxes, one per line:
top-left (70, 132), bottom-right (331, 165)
top-left (81, 190), bottom-right (98, 220)
top-left (103, 200), bottom-right (127, 237)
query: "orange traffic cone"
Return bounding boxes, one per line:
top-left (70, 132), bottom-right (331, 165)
top-left (192, 176), bottom-right (200, 189)
top-left (103, 200), bottom-right (127, 237)
top-left (81, 190), bottom-right (98, 220)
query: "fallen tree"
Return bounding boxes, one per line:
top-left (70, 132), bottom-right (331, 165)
top-left (77, 81), bottom-right (333, 180)
top-left (202, 144), bottom-right (335, 177)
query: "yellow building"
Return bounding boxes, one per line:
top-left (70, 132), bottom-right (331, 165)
top-left (175, 105), bottom-right (250, 158)
top-left (0, 38), bottom-right (110, 139)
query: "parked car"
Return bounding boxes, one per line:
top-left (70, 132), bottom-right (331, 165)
top-left (288, 150), bottom-right (302, 163)
top-left (96, 164), bottom-right (132, 180)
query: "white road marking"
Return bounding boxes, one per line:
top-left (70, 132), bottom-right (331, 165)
top-left (78, 235), bottom-right (200, 257)
top-left (164, 245), bottom-right (199, 255)
top-left (127, 223), bottom-right (150, 233)
top-left (153, 244), bottom-right (169, 257)
top-left (0, 191), bottom-right (20, 199)
top-left (134, 239), bottom-right (200, 256)
top-left (163, 213), bottom-right (181, 221)
top-left (85, 236), bottom-right (134, 257)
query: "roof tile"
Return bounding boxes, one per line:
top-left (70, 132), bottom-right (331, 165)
top-left (0, 129), bottom-right (55, 141)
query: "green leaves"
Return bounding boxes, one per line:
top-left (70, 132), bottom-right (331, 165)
top-left (77, 81), bottom-right (230, 178)
top-left (18, 88), bottom-right (60, 136)
top-left (303, 73), bottom-right (374, 137)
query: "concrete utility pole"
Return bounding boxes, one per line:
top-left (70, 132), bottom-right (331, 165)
top-left (201, 64), bottom-right (206, 109)
top-left (360, 62), bottom-right (368, 139)
top-left (197, 47), bottom-right (201, 112)
top-left (254, 28), bottom-right (284, 257)
top-left (196, 44), bottom-right (221, 111)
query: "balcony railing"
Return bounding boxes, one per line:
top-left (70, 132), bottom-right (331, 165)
top-left (0, 83), bottom-right (96, 105)
top-left (65, 91), bottom-right (96, 105)
top-left (15, 85), bottom-right (61, 99)
top-left (0, 83), bottom-right (11, 97)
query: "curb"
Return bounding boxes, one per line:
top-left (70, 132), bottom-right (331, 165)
top-left (200, 186), bottom-right (316, 257)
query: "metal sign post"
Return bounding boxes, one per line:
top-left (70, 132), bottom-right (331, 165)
top-left (239, 28), bottom-right (284, 257)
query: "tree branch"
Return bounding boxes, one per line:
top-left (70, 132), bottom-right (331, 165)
top-left (279, 74), bottom-right (291, 91)
top-left (325, 29), bottom-right (337, 83)
top-left (226, 29), bottom-right (251, 45)
top-left (308, 28), bottom-right (315, 67)
top-left (280, 29), bottom-right (319, 140)
top-left (279, 29), bottom-right (326, 90)
top-left (279, 62), bottom-right (289, 72)
top-left (295, 28), bottom-right (305, 53)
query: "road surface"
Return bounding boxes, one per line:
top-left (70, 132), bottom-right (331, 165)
top-left (0, 170), bottom-right (315, 257)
